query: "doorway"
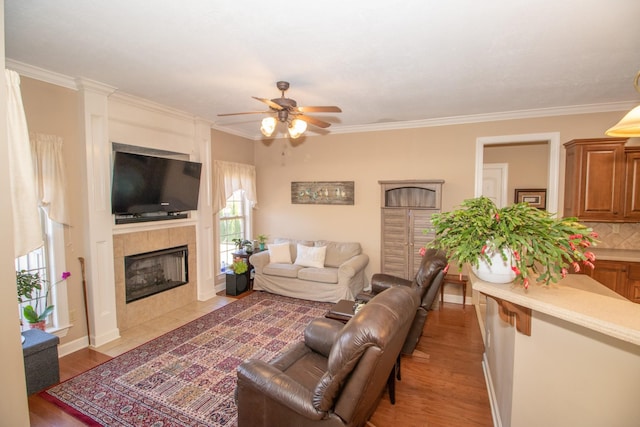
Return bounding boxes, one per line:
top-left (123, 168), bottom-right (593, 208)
top-left (475, 132), bottom-right (560, 213)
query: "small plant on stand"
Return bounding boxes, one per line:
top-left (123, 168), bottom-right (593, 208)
top-left (17, 270), bottom-right (71, 330)
top-left (256, 234), bottom-right (268, 250)
top-left (230, 258), bottom-right (248, 275)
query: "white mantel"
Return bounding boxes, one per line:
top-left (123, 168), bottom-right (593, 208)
top-left (78, 84), bottom-right (215, 348)
top-left (473, 274), bottom-right (640, 427)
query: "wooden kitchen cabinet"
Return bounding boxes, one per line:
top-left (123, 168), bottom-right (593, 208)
top-left (563, 138), bottom-right (627, 221)
top-left (585, 259), bottom-right (640, 303)
top-left (379, 180), bottom-right (443, 280)
top-left (586, 259), bottom-right (628, 296)
top-left (623, 147), bottom-right (640, 221)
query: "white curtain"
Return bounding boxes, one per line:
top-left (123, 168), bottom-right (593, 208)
top-left (6, 69), bottom-right (43, 257)
top-left (212, 160), bottom-right (257, 214)
top-left (30, 133), bottom-right (70, 225)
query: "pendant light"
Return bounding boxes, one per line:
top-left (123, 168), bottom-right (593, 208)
top-left (606, 71), bottom-right (640, 137)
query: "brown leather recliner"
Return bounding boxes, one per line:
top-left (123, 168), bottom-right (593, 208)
top-left (236, 286), bottom-right (420, 427)
top-left (357, 248), bottom-right (448, 355)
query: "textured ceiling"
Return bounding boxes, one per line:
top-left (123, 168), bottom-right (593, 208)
top-left (5, 1), bottom-right (640, 139)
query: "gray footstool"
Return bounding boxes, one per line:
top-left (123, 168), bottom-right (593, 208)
top-left (21, 329), bottom-right (60, 394)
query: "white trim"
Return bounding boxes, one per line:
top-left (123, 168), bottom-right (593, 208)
top-left (9, 58), bottom-right (636, 141)
top-left (475, 132), bottom-right (561, 214)
top-left (57, 335), bottom-right (90, 358)
top-left (5, 58), bottom-right (78, 90)
top-left (483, 353), bottom-right (503, 427)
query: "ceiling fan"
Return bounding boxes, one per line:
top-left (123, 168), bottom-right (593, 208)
top-left (218, 81), bottom-right (342, 138)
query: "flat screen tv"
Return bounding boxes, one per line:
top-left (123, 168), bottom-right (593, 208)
top-left (111, 151), bottom-right (202, 216)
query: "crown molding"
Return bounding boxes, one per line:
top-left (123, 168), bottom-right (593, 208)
top-left (8, 58), bottom-right (636, 140)
top-left (5, 58), bottom-right (78, 90)
top-left (330, 101), bottom-right (638, 135)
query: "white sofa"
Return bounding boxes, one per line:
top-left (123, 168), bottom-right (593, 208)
top-left (249, 238), bottom-right (369, 303)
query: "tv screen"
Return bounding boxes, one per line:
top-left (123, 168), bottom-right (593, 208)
top-left (111, 151), bottom-right (202, 215)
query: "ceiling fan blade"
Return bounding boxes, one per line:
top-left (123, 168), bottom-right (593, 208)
top-left (252, 96), bottom-right (284, 111)
top-left (296, 114), bottom-right (331, 129)
top-left (217, 111), bottom-right (271, 116)
top-left (295, 106), bottom-right (342, 113)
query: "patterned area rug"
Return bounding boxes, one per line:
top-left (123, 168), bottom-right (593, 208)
top-left (42, 292), bottom-right (331, 426)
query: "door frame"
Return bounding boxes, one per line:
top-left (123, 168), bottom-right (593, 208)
top-left (474, 132), bottom-right (560, 214)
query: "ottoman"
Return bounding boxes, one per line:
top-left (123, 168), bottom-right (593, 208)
top-left (21, 328), bottom-right (60, 394)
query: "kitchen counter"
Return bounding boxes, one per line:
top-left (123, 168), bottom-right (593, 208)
top-left (472, 273), bottom-right (640, 345)
top-left (591, 247), bottom-right (640, 262)
top-left (473, 273), bottom-right (640, 426)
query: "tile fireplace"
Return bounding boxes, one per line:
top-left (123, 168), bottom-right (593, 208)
top-left (124, 245), bottom-right (189, 303)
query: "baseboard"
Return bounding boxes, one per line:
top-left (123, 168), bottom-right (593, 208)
top-left (482, 353), bottom-right (502, 427)
top-left (58, 335), bottom-right (90, 357)
top-left (441, 294), bottom-right (470, 306)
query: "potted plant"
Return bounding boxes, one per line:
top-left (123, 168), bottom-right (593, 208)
top-left (256, 234), bottom-right (268, 251)
top-left (426, 196), bottom-right (598, 288)
top-left (17, 270), bottom-right (71, 330)
top-left (226, 257), bottom-right (249, 296)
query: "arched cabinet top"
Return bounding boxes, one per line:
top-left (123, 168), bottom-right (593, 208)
top-left (379, 180), bottom-right (444, 209)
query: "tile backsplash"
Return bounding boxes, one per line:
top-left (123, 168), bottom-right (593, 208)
top-left (585, 222), bottom-right (640, 249)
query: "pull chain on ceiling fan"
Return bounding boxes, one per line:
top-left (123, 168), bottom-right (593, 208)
top-left (218, 81), bottom-right (342, 139)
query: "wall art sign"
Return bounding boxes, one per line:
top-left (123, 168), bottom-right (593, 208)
top-left (291, 181), bottom-right (354, 205)
top-left (514, 188), bottom-right (547, 209)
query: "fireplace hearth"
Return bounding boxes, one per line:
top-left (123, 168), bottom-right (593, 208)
top-left (124, 245), bottom-right (189, 303)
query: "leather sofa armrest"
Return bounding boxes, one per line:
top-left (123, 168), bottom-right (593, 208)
top-left (237, 360), bottom-right (324, 420)
top-left (304, 318), bottom-right (343, 357)
top-left (249, 250), bottom-right (270, 274)
top-left (370, 273), bottom-right (412, 293)
top-left (355, 292), bottom-right (374, 303)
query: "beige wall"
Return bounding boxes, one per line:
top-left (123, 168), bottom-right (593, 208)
top-left (20, 77), bottom-right (89, 345)
top-left (211, 129), bottom-right (255, 165)
top-left (252, 112), bottom-right (626, 281)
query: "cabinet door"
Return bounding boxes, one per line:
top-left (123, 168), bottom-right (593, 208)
top-left (625, 263), bottom-right (640, 303)
top-left (381, 208), bottom-right (409, 278)
top-left (564, 139), bottom-right (626, 221)
top-left (624, 149), bottom-right (640, 220)
top-left (589, 259), bottom-right (627, 296)
top-left (409, 209), bottom-right (436, 277)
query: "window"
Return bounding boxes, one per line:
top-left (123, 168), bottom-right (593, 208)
top-left (15, 208), bottom-right (69, 334)
top-left (219, 189), bottom-right (252, 272)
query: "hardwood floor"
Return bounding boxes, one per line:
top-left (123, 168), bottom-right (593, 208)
top-left (28, 296), bottom-right (493, 427)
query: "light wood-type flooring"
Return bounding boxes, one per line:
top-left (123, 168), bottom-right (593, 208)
top-left (28, 293), bottom-right (493, 426)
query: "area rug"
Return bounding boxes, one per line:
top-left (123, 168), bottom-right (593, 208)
top-left (41, 291), bottom-right (332, 426)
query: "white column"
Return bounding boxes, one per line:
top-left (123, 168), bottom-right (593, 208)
top-left (76, 78), bottom-right (120, 347)
top-left (194, 118), bottom-right (217, 300)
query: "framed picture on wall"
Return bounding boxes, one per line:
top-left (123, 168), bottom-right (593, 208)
top-left (515, 188), bottom-right (547, 209)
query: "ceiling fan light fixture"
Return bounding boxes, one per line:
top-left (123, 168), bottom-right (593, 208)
top-left (288, 118), bottom-right (307, 139)
top-left (606, 70), bottom-right (640, 137)
top-left (260, 116), bottom-right (276, 137)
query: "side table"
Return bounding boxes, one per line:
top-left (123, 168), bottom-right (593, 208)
top-left (440, 274), bottom-right (469, 307)
top-left (325, 299), bottom-right (357, 323)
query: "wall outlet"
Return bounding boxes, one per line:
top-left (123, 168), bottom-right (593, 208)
top-left (69, 309), bottom-right (77, 323)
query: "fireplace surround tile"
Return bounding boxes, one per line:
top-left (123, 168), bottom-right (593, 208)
top-left (113, 225), bottom-right (197, 331)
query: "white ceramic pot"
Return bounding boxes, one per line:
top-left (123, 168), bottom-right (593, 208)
top-left (472, 247), bottom-right (516, 283)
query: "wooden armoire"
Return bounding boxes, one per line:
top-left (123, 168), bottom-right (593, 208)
top-left (379, 180), bottom-right (444, 279)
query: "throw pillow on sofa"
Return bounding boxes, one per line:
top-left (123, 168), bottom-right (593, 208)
top-left (294, 244), bottom-right (327, 268)
top-left (268, 242), bottom-right (292, 264)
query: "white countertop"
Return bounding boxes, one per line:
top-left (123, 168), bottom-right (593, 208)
top-left (472, 273), bottom-right (640, 346)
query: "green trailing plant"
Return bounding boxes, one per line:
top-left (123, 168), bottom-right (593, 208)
top-left (426, 197), bottom-right (598, 288)
top-left (230, 258), bottom-right (248, 275)
top-left (17, 270), bottom-right (71, 324)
